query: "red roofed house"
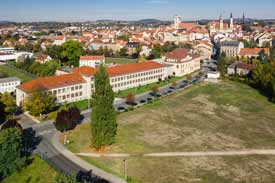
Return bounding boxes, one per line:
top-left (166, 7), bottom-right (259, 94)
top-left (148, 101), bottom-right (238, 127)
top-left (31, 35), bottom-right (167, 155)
top-left (79, 55), bottom-right (105, 68)
top-left (162, 48), bottom-right (201, 77)
top-left (16, 61), bottom-right (167, 106)
top-left (239, 48), bottom-right (270, 58)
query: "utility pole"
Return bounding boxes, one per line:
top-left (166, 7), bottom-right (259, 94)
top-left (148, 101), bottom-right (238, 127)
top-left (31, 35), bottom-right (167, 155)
top-left (123, 159), bottom-right (127, 181)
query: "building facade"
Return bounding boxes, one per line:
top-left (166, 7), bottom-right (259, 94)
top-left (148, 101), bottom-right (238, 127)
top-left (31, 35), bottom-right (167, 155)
top-left (162, 48), bottom-right (201, 77)
top-left (79, 55), bottom-right (105, 68)
top-left (0, 77), bottom-right (21, 94)
top-left (16, 61), bottom-right (166, 106)
top-left (220, 41), bottom-right (244, 57)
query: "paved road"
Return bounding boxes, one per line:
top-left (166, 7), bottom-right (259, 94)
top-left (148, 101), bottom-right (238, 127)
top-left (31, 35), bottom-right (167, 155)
top-left (77, 149), bottom-right (275, 158)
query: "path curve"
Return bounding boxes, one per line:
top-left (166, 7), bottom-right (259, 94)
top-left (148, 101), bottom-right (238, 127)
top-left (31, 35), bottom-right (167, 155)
top-left (77, 149), bottom-right (275, 158)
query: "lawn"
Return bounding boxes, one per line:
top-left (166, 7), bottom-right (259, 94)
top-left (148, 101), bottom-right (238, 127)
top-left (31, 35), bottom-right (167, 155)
top-left (2, 156), bottom-right (57, 183)
top-left (0, 65), bottom-right (34, 82)
top-left (65, 80), bottom-right (275, 183)
top-left (42, 99), bottom-right (90, 121)
top-left (105, 57), bottom-right (138, 65)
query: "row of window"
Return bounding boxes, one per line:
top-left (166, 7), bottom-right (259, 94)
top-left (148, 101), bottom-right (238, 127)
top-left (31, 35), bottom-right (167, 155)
top-left (58, 92), bottom-right (83, 101)
top-left (111, 69), bottom-right (163, 83)
top-left (49, 85), bottom-right (83, 95)
top-left (0, 82), bottom-right (19, 87)
top-left (112, 75), bottom-right (162, 88)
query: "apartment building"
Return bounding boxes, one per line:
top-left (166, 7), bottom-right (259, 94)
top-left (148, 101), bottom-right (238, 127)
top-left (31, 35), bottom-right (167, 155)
top-left (0, 77), bottom-right (21, 94)
top-left (16, 73), bottom-right (89, 106)
top-left (162, 48), bottom-right (201, 77)
top-left (79, 55), bottom-right (105, 68)
top-left (16, 61), bottom-right (166, 106)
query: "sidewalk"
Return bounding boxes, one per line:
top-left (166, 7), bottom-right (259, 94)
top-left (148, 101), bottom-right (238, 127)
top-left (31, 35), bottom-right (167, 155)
top-left (51, 132), bottom-right (127, 183)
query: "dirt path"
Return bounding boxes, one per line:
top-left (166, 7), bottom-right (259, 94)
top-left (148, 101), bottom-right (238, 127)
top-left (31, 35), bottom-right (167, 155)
top-left (77, 149), bottom-right (275, 158)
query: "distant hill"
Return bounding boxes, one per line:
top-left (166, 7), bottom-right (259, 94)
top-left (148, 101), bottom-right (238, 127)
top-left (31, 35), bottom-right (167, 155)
top-left (135, 19), bottom-right (162, 24)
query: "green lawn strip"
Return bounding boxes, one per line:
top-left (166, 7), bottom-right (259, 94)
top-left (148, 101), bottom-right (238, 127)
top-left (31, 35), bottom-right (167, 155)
top-left (105, 57), bottom-right (138, 65)
top-left (0, 65), bottom-right (34, 82)
top-left (2, 155), bottom-right (57, 183)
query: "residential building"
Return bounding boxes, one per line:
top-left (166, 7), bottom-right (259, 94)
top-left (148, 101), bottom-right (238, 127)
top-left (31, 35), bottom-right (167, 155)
top-left (162, 48), bottom-right (201, 77)
top-left (16, 61), bottom-right (167, 106)
top-left (220, 41), bottom-right (244, 57)
top-left (79, 55), bottom-right (105, 68)
top-left (239, 48), bottom-right (270, 58)
top-left (227, 61), bottom-right (253, 76)
top-left (0, 77), bottom-right (21, 94)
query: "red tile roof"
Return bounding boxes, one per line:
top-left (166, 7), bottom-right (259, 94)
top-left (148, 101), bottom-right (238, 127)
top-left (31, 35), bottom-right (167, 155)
top-left (80, 55), bottom-right (105, 61)
top-left (164, 48), bottom-right (189, 62)
top-left (72, 66), bottom-right (97, 76)
top-left (107, 61), bottom-right (163, 77)
top-left (73, 61), bottom-right (164, 77)
top-left (239, 48), bottom-right (270, 56)
top-left (179, 22), bottom-right (197, 29)
top-left (17, 73), bottom-right (86, 93)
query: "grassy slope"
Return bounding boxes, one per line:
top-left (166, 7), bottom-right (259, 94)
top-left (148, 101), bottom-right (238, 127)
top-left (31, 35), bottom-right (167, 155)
top-left (65, 80), bottom-right (275, 183)
top-left (2, 156), bottom-right (57, 183)
top-left (0, 65), bottom-right (34, 82)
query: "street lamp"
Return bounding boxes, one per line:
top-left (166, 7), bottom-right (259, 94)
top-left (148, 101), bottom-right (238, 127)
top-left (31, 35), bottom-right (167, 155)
top-left (123, 159), bottom-right (127, 180)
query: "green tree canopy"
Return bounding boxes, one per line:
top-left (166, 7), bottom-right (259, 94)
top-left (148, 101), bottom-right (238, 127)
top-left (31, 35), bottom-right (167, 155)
top-left (61, 40), bottom-right (83, 67)
top-left (23, 91), bottom-right (56, 116)
top-left (91, 64), bottom-right (117, 149)
top-left (0, 93), bottom-right (16, 115)
top-left (0, 128), bottom-right (25, 180)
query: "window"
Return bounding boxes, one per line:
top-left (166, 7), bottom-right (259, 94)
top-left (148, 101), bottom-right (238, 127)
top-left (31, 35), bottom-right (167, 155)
top-left (79, 85), bottom-right (82, 89)
top-left (75, 86), bottom-right (79, 90)
top-left (79, 92), bottom-right (82, 96)
top-left (71, 87), bottom-right (74, 91)
top-left (71, 93), bottom-right (75, 98)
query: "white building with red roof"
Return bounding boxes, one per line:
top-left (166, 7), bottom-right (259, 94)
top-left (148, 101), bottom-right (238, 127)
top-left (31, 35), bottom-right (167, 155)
top-left (16, 61), bottom-right (167, 106)
top-left (79, 55), bottom-right (105, 68)
top-left (162, 48), bottom-right (201, 77)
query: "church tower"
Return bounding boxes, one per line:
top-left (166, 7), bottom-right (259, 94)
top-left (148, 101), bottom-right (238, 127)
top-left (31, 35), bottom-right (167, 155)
top-left (230, 13), bottom-right (234, 29)
top-left (219, 14), bottom-right (224, 30)
top-left (174, 15), bottom-right (182, 29)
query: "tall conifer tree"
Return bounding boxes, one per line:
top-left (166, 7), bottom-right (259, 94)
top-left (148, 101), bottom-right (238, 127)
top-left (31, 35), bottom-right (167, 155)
top-left (91, 64), bottom-right (117, 149)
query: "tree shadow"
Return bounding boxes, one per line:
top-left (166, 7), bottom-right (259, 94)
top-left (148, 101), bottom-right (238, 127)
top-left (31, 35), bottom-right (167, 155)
top-left (76, 170), bottom-right (109, 183)
top-left (22, 128), bottom-right (42, 157)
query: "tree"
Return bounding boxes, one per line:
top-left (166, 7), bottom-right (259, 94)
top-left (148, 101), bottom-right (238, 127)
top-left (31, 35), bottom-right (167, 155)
top-left (119, 47), bottom-right (128, 57)
top-left (61, 40), bottom-right (83, 67)
top-left (23, 91), bottom-right (56, 116)
top-left (217, 52), bottom-right (227, 77)
top-left (0, 128), bottom-right (25, 180)
top-left (0, 93), bottom-right (16, 115)
top-left (91, 64), bottom-right (117, 149)
top-left (0, 101), bottom-right (6, 124)
top-left (126, 93), bottom-right (135, 105)
top-left (68, 107), bottom-right (81, 124)
top-left (54, 110), bottom-right (74, 132)
top-left (152, 86), bottom-right (159, 96)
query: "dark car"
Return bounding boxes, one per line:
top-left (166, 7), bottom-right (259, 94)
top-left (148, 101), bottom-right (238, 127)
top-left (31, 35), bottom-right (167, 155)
top-left (139, 99), bottom-right (146, 104)
top-left (147, 97), bottom-right (152, 101)
top-left (167, 90), bottom-right (173, 93)
top-left (117, 106), bottom-right (125, 111)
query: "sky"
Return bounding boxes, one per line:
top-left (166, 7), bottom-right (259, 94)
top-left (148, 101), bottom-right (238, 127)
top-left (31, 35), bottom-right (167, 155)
top-left (0, 0), bottom-right (275, 22)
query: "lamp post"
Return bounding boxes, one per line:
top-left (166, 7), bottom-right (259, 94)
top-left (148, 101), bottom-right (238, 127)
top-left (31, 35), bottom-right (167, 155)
top-left (123, 159), bottom-right (127, 180)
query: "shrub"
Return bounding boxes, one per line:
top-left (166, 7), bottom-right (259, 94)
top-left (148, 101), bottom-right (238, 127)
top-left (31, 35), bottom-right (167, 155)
top-left (54, 107), bottom-right (81, 132)
top-left (172, 81), bottom-right (178, 87)
top-left (152, 86), bottom-right (159, 96)
top-left (126, 93), bottom-right (135, 105)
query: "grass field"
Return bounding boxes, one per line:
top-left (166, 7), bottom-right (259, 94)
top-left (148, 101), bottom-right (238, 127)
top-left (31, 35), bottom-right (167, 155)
top-left (65, 80), bottom-right (275, 183)
top-left (2, 156), bottom-right (57, 183)
top-left (105, 57), bottom-right (138, 65)
top-left (0, 65), bottom-right (34, 82)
